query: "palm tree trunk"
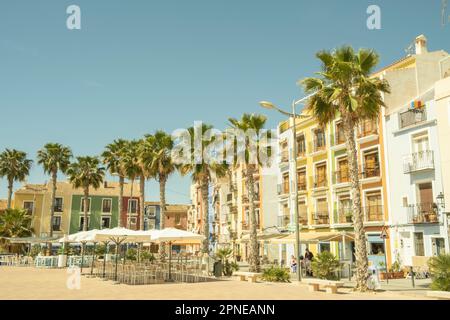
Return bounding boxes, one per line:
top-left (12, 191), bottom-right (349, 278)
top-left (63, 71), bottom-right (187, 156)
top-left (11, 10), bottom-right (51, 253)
top-left (343, 115), bottom-right (369, 291)
top-left (7, 178), bottom-right (13, 209)
top-left (48, 172), bottom-right (57, 254)
top-left (83, 188), bottom-right (89, 232)
top-left (201, 176), bottom-right (210, 253)
top-left (129, 179), bottom-right (134, 229)
top-left (49, 172), bottom-right (57, 238)
top-left (118, 175), bottom-right (124, 228)
top-left (246, 165), bottom-right (260, 272)
top-left (158, 175), bottom-right (167, 262)
top-left (139, 174), bottom-right (145, 230)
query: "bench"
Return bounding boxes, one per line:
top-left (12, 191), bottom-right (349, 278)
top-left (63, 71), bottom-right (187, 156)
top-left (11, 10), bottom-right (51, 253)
top-left (234, 272), bottom-right (262, 283)
top-left (426, 291), bottom-right (450, 300)
top-left (302, 279), bottom-right (344, 294)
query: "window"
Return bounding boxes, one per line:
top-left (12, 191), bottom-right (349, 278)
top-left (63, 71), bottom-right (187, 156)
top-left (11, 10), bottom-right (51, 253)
top-left (414, 232), bottom-right (425, 256)
top-left (128, 199), bottom-right (138, 214)
top-left (338, 195), bottom-right (352, 223)
top-left (128, 217), bottom-right (137, 229)
top-left (337, 158), bottom-right (349, 183)
top-left (54, 197), bottom-right (63, 212)
top-left (296, 134), bottom-right (306, 157)
top-left (319, 242), bottom-right (331, 253)
top-left (314, 128), bottom-right (326, 151)
top-left (298, 200), bottom-right (307, 224)
top-left (365, 191), bottom-right (382, 221)
top-left (23, 201), bottom-right (34, 215)
top-left (282, 173), bottom-right (289, 194)
top-left (297, 169), bottom-right (307, 191)
top-left (335, 121), bottom-right (345, 145)
top-left (146, 206), bottom-right (156, 217)
top-left (52, 216), bottom-right (61, 231)
top-left (79, 216), bottom-right (90, 231)
top-left (280, 141), bottom-right (288, 162)
top-left (175, 213), bottom-right (181, 225)
top-left (315, 198), bottom-right (329, 224)
top-left (369, 242), bottom-right (385, 255)
top-left (80, 198), bottom-right (91, 212)
top-left (102, 199), bottom-right (112, 213)
top-left (101, 216), bottom-right (111, 229)
top-left (145, 219), bottom-right (156, 230)
top-left (363, 150), bottom-right (380, 178)
top-left (315, 163), bottom-right (327, 187)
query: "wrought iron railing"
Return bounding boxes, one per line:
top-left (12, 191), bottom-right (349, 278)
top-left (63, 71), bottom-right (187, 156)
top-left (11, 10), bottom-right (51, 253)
top-left (403, 150), bottom-right (434, 173)
top-left (407, 203), bottom-right (439, 224)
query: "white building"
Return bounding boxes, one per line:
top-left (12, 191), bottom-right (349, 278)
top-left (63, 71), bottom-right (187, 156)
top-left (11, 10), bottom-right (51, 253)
top-left (382, 35), bottom-right (449, 267)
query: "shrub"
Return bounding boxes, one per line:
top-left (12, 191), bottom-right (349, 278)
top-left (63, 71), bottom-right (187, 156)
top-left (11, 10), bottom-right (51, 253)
top-left (140, 251), bottom-right (155, 263)
top-left (216, 248), bottom-right (238, 276)
top-left (262, 266), bottom-right (291, 282)
top-left (311, 251), bottom-right (340, 280)
top-left (428, 254), bottom-right (450, 291)
top-left (126, 248), bottom-right (137, 261)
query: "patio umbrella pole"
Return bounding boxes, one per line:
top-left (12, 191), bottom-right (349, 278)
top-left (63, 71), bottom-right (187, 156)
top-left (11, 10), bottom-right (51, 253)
top-left (114, 241), bottom-right (119, 282)
top-left (90, 242), bottom-right (97, 276)
top-left (102, 242), bottom-right (108, 278)
top-left (80, 242), bottom-right (85, 274)
top-left (166, 241), bottom-right (174, 282)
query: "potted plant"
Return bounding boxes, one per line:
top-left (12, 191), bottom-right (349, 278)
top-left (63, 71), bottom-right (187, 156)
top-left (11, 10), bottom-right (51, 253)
top-left (216, 248), bottom-right (239, 276)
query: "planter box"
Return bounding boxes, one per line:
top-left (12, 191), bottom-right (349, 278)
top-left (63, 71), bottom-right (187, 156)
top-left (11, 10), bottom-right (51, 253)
top-left (380, 271), bottom-right (404, 280)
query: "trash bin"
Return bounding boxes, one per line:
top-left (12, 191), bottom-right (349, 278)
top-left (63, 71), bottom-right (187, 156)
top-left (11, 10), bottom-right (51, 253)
top-left (213, 261), bottom-right (223, 277)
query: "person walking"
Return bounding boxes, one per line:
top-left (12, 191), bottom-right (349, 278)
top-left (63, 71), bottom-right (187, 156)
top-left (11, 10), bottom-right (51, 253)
top-left (290, 255), bottom-right (297, 274)
top-left (304, 248), bottom-right (314, 276)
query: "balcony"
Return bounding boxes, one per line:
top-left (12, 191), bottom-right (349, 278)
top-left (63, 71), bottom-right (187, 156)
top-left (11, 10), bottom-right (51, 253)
top-left (53, 205), bottom-right (63, 213)
top-left (278, 183), bottom-right (290, 195)
top-left (403, 151), bottom-right (434, 173)
top-left (360, 166), bottom-right (380, 179)
top-left (280, 150), bottom-right (289, 163)
top-left (226, 193), bottom-right (233, 203)
top-left (312, 212), bottom-right (329, 225)
top-left (310, 140), bottom-right (326, 153)
top-left (333, 170), bottom-right (350, 184)
top-left (312, 175), bottom-right (328, 188)
top-left (242, 221), bottom-right (260, 230)
top-left (337, 206), bottom-right (353, 224)
top-left (407, 203), bottom-right (439, 224)
top-left (399, 108), bottom-right (427, 129)
top-left (364, 205), bottom-right (383, 222)
top-left (357, 120), bottom-right (378, 138)
top-left (277, 215), bottom-right (291, 228)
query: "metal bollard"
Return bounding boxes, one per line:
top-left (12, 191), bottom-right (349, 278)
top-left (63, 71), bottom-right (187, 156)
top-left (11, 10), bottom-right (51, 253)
top-left (410, 266), bottom-right (415, 288)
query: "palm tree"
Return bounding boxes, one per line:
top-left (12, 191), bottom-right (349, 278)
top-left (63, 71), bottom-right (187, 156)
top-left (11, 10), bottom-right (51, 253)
top-left (300, 46), bottom-right (390, 291)
top-left (140, 130), bottom-right (176, 260)
top-left (179, 124), bottom-right (228, 253)
top-left (0, 208), bottom-right (33, 238)
top-left (0, 149), bottom-right (33, 209)
top-left (66, 157), bottom-right (105, 231)
top-left (102, 139), bottom-right (128, 228)
top-left (37, 143), bottom-right (72, 239)
top-left (122, 140), bottom-right (141, 229)
top-left (228, 113), bottom-right (268, 273)
top-left (0, 208), bottom-right (33, 253)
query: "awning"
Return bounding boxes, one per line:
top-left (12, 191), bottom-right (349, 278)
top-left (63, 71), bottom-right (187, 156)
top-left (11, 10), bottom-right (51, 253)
top-left (1, 236), bottom-right (60, 244)
top-left (269, 231), bottom-right (355, 244)
top-left (237, 232), bottom-right (288, 243)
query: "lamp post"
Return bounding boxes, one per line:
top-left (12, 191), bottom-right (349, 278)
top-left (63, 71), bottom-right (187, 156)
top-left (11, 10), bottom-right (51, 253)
top-left (259, 97), bottom-right (311, 282)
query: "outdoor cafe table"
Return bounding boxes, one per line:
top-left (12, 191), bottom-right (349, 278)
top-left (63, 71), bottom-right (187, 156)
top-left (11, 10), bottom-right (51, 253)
top-left (34, 256), bottom-right (58, 268)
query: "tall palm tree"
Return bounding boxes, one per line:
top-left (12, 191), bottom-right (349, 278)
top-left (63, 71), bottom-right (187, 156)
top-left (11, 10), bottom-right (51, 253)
top-left (122, 140), bottom-right (141, 229)
top-left (140, 130), bottom-right (176, 260)
top-left (228, 113), bottom-right (268, 273)
top-left (102, 139), bottom-right (128, 228)
top-left (179, 124), bottom-right (228, 253)
top-left (0, 149), bottom-right (33, 209)
top-left (37, 143), bottom-right (72, 239)
top-left (66, 157), bottom-right (105, 231)
top-left (300, 46), bottom-right (390, 291)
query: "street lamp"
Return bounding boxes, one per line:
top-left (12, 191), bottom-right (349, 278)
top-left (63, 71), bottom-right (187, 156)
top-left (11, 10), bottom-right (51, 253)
top-left (259, 97), bottom-right (311, 282)
top-left (436, 192), bottom-right (449, 252)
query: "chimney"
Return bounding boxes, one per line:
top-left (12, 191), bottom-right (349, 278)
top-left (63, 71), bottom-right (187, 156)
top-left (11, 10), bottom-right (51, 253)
top-left (415, 34), bottom-right (428, 55)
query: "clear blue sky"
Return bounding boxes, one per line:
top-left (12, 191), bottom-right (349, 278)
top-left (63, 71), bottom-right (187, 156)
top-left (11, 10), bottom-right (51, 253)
top-left (1, 0), bottom-right (449, 203)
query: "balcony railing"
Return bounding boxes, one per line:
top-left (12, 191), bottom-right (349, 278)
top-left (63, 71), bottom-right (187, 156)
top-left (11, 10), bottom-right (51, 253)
top-left (310, 140), bottom-right (326, 153)
top-left (313, 175), bottom-right (328, 188)
top-left (360, 166), bottom-right (380, 179)
top-left (277, 215), bottom-right (291, 228)
top-left (312, 212), bottom-right (329, 225)
top-left (242, 221), bottom-right (260, 230)
top-left (297, 180), bottom-right (307, 191)
top-left (403, 150), bottom-right (434, 173)
top-left (357, 120), bottom-right (378, 138)
top-left (364, 205), bottom-right (383, 222)
top-left (54, 206), bottom-right (63, 213)
top-left (334, 170), bottom-right (350, 184)
top-left (337, 206), bottom-right (353, 223)
top-left (407, 203), bottom-right (439, 224)
top-left (399, 108), bottom-right (427, 129)
top-left (280, 150), bottom-right (289, 163)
